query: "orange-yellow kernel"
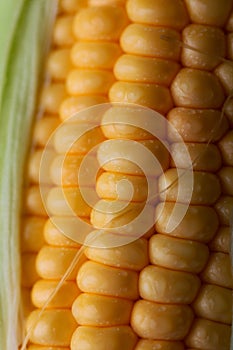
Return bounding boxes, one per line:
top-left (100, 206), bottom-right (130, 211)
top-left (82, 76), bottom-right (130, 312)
top-left (73, 6), bottom-right (128, 41)
top-left (21, 253), bottom-right (39, 287)
top-left (60, 0), bottom-right (87, 13)
top-left (44, 217), bottom-right (81, 247)
top-left (159, 169), bottom-right (221, 205)
top-left (218, 130), bottom-right (233, 166)
top-left (131, 300), bottom-right (193, 340)
top-left (59, 95), bottom-right (108, 122)
top-left (114, 54), bottom-right (180, 85)
top-left (47, 49), bottom-right (72, 80)
top-left (21, 216), bottom-right (46, 253)
top-left (46, 187), bottom-right (92, 217)
top-left (155, 202), bottom-right (219, 242)
top-left (33, 117), bottom-right (60, 147)
top-left (101, 105), bottom-right (162, 140)
top-left (215, 195), bottom-right (233, 225)
top-left (41, 84), bottom-right (67, 114)
top-left (36, 245), bottom-right (85, 280)
top-left (218, 166), bottom-right (233, 195)
top-left (201, 252), bottom-right (233, 289)
top-left (120, 24), bottom-right (181, 60)
top-left (28, 346), bottom-right (69, 350)
top-left (171, 68), bottom-right (225, 108)
top-left (171, 143), bottom-right (221, 172)
top-left (184, 0), bottom-right (233, 27)
top-left (53, 15), bottom-right (75, 47)
top-left (167, 108), bottom-right (228, 143)
top-left (71, 326), bottom-right (137, 350)
top-left (72, 293), bottom-right (133, 326)
top-left (185, 318), bottom-right (231, 350)
top-left (25, 186), bottom-right (48, 217)
top-left (21, 287), bottom-right (34, 317)
top-left (139, 265), bottom-right (200, 304)
top-left (28, 149), bottom-right (55, 185)
top-left (77, 260), bottom-right (139, 299)
top-left (135, 340), bottom-right (185, 350)
top-left (98, 138), bottom-right (169, 176)
top-left (110, 81), bottom-right (173, 114)
top-left (85, 238), bottom-right (148, 271)
top-left (126, 0), bottom-right (189, 30)
top-left (89, 0), bottom-right (126, 5)
top-left (71, 42), bottom-right (122, 69)
top-left (96, 172), bottom-right (152, 202)
top-left (53, 123), bottom-right (105, 155)
top-left (182, 24), bottom-right (226, 70)
top-left (149, 234), bottom-right (209, 273)
top-left (67, 69), bottom-right (115, 96)
top-left (32, 280), bottom-right (80, 308)
top-left (215, 62), bottom-right (233, 95)
top-left (26, 309), bottom-right (77, 347)
top-left (209, 226), bottom-right (230, 253)
top-left (192, 284), bottom-right (232, 324)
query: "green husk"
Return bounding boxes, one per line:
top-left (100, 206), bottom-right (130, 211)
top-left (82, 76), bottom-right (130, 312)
top-left (0, 1), bottom-right (57, 349)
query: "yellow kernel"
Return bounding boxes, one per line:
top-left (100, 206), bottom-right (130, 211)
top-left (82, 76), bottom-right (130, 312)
top-left (155, 202), bottom-right (219, 242)
top-left (184, 0), bottom-right (233, 27)
top-left (36, 245), bottom-right (84, 280)
top-left (44, 217), bottom-right (81, 247)
top-left (60, 0), bottom-right (86, 13)
top-left (21, 253), bottom-right (39, 287)
top-left (77, 261), bottom-right (139, 299)
top-left (110, 81), bottom-right (173, 113)
top-left (101, 105), bottom-right (165, 140)
top-left (41, 84), bottom-right (67, 114)
top-left (139, 265), bottom-right (200, 304)
top-left (32, 280), bottom-right (80, 309)
top-left (53, 15), bottom-right (75, 46)
top-left (72, 293), bottom-right (133, 326)
top-left (159, 169), bottom-right (221, 205)
top-left (193, 283), bottom-right (232, 324)
top-left (89, 0), bottom-right (126, 5)
top-left (47, 49), bottom-right (72, 80)
top-left (73, 6), bottom-right (128, 41)
top-left (131, 300), bottom-right (193, 340)
top-left (98, 139), bottom-right (169, 176)
top-left (71, 42), bottom-right (121, 69)
top-left (215, 195), bottom-right (233, 225)
top-left (21, 216), bottom-right (46, 253)
top-left (26, 309), bottom-right (77, 347)
top-left (182, 24), bottom-right (226, 70)
top-left (114, 54), bottom-right (180, 85)
top-left (218, 130), bottom-right (233, 166)
top-left (28, 346), bottom-right (69, 350)
top-left (67, 69), bottom-right (115, 95)
top-left (201, 252), bottom-right (233, 289)
top-left (171, 68), bottom-right (225, 108)
top-left (85, 238), bottom-right (148, 271)
top-left (21, 287), bottom-right (34, 317)
top-left (59, 95), bottom-right (108, 122)
top-left (53, 123), bottom-right (105, 155)
top-left (25, 186), bottom-right (48, 217)
top-left (215, 62), bottom-right (233, 94)
top-left (46, 187), bottom-right (92, 217)
top-left (71, 326), bottom-right (137, 350)
top-left (28, 149), bottom-right (55, 185)
top-left (96, 172), bottom-right (153, 202)
top-left (126, 0), bottom-right (188, 30)
top-left (121, 24), bottom-right (181, 60)
top-left (171, 143), bottom-right (221, 172)
top-left (135, 340), bottom-right (185, 350)
top-left (209, 226), bottom-right (230, 253)
top-left (218, 166), bottom-right (233, 195)
top-left (149, 234), bottom-right (209, 273)
top-left (33, 117), bottom-right (60, 147)
top-left (185, 318), bottom-right (231, 350)
top-left (167, 108), bottom-right (228, 142)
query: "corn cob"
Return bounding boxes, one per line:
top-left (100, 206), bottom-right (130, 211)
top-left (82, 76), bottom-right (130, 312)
top-left (14, 1), bottom-right (233, 350)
